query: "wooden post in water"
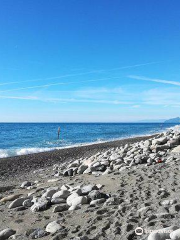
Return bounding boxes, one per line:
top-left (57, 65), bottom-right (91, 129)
top-left (58, 127), bottom-right (60, 139)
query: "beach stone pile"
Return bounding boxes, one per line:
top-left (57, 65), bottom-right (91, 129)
top-left (55, 127), bottom-right (180, 177)
top-left (3, 183), bottom-right (111, 213)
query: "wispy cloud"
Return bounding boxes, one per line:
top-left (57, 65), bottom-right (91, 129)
top-left (141, 88), bottom-right (180, 106)
top-left (132, 105), bottom-right (140, 108)
top-left (0, 96), bottom-right (38, 100)
top-left (105, 61), bottom-right (162, 71)
top-left (0, 95), bottom-right (134, 105)
top-left (0, 71), bottom-right (101, 86)
top-left (0, 61), bottom-right (162, 86)
top-left (0, 77), bottom-right (122, 93)
top-left (128, 75), bottom-right (180, 86)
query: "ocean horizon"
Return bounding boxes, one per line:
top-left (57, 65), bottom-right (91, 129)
top-left (0, 122), bottom-right (178, 158)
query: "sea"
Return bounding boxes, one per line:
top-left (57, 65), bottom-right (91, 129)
top-left (0, 123), bottom-right (178, 158)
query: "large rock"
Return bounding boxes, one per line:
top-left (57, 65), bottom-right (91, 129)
top-left (0, 228), bottom-right (16, 240)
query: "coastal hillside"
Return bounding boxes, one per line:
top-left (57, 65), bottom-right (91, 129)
top-left (165, 117), bottom-right (180, 123)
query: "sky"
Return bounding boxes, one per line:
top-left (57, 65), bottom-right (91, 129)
top-left (0, 0), bottom-right (180, 122)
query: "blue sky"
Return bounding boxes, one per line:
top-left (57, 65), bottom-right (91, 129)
top-left (0, 0), bottom-right (180, 122)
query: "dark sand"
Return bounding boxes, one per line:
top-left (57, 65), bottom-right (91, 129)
top-left (0, 134), bottom-right (156, 182)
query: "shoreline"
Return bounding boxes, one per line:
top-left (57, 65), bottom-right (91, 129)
top-left (0, 134), bottom-right (157, 182)
top-left (0, 123), bottom-right (175, 159)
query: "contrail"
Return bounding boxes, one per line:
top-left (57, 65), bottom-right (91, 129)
top-left (0, 95), bottom-right (133, 105)
top-left (0, 71), bottom-right (102, 86)
top-left (128, 75), bottom-right (180, 86)
top-left (0, 61), bottom-right (163, 86)
top-left (0, 77), bottom-right (122, 93)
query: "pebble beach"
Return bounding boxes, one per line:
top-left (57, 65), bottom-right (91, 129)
top-left (1, 126), bottom-right (180, 240)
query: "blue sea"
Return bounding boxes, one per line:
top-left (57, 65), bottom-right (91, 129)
top-left (0, 123), bottom-right (178, 158)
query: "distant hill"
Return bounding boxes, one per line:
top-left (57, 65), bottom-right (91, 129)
top-left (164, 117), bottom-right (180, 123)
top-left (139, 119), bottom-right (165, 123)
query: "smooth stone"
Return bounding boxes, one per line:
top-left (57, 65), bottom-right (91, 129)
top-left (88, 190), bottom-right (109, 200)
top-left (161, 199), bottom-right (177, 206)
top-left (0, 194), bottom-right (22, 203)
top-left (67, 195), bottom-right (88, 207)
top-left (41, 188), bottom-right (58, 199)
top-left (52, 190), bottom-right (70, 200)
top-left (68, 205), bottom-right (81, 211)
top-left (110, 154), bottom-right (120, 161)
top-left (81, 185), bottom-right (98, 195)
top-left (61, 185), bottom-right (72, 191)
top-left (152, 137), bottom-right (168, 145)
top-left (0, 228), bottom-right (16, 240)
top-left (104, 197), bottom-right (119, 206)
top-left (31, 199), bottom-right (49, 212)
top-left (29, 228), bottom-right (48, 239)
top-left (170, 228), bottom-right (180, 240)
top-left (90, 198), bottom-right (106, 206)
top-left (66, 193), bottom-right (79, 206)
top-left (77, 165), bottom-right (88, 174)
top-left (46, 221), bottom-right (62, 234)
top-left (20, 181), bottom-right (32, 188)
top-left (83, 168), bottom-right (92, 174)
top-left (47, 179), bottom-right (59, 183)
top-left (23, 199), bottom-right (33, 208)
top-left (51, 198), bottom-right (66, 204)
top-left (53, 204), bottom-right (69, 212)
top-left (172, 146), bottom-right (180, 153)
top-left (9, 197), bottom-right (28, 209)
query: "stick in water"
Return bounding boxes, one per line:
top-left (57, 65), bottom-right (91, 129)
top-left (58, 127), bottom-right (60, 139)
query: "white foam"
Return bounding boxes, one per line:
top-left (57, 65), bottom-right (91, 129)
top-left (0, 149), bottom-right (9, 158)
top-left (16, 147), bottom-right (55, 156)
